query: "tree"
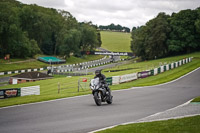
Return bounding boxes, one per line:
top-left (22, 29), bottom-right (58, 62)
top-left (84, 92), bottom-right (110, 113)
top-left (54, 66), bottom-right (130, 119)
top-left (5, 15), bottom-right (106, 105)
top-left (168, 9), bottom-right (198, 54)
top-left (0, 0), bottom-right (38, 58)
top-left (131, 13), bottom-right (170, 60)
top-left (59, 29), bottom-right (81, 57)
top-left (79, 23), bottom-right (98, 51)
top-left (0, 0), bottom-right (102, 58)
top-left (195, 7), bottom-right (200, 50)
top-left (99, 23), bottom-right (130, 32)
top-left (144, 12), bottom-right (171, 59)
top-left (131, 26), bottom-right (147, 60)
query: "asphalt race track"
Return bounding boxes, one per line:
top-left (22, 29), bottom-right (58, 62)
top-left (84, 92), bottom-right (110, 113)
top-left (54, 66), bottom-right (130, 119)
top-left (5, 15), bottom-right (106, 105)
top-left (0, 68), bottom-right (200, 133)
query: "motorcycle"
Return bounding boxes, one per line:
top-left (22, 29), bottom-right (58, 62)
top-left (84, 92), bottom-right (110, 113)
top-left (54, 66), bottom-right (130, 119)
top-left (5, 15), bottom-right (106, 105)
top-left (90, 78), bottom-right (113, 106)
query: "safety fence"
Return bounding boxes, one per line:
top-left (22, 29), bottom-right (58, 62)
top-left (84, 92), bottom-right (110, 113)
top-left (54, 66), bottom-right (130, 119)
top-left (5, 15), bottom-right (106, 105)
top-left (0, 67), bottom-right (48, 76)
top-left (0, 56), bottom-right (132, 76)
top-left (106, 57), bottom-right (192, 85)
top-left (78, 77), bottom-right (91, 92)
top-left (0, 56), bottom-right (109, 76)
top-left (54, 72), bottom-right (92, 76)
top-left (57, 77), bottom-right (91, 93)
top-left (0, 85), bottom-right (40, 99)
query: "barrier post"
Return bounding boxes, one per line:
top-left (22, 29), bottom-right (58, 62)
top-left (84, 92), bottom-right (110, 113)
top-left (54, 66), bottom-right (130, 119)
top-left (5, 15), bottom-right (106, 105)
top-left (58, 82), bottom-right (60, 94)
top-left (150, 69), bottom-right (154, 76)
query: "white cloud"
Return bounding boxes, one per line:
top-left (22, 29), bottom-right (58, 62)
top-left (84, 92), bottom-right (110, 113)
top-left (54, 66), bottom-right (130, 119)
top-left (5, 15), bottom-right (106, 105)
top-left (17, 0), bottom-right (200, 29)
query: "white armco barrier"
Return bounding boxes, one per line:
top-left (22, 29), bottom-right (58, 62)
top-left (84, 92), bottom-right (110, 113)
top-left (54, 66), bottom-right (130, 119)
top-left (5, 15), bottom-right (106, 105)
top-left (171, 63), bottom-right (174, 69)
top-left (183, 59), bottom-right (185, 64)
top-left (185, 58), bottom-right (188, 64)
top-left (189, 57), bottom-right (192, 62)
top-left (112, 76), bottom-right (120, 85)
top-left (119, 73), bottom-right (137, 83)
top-left (160, 66), bottom-right (164, 73)
top-left (179, 60), bottom-right (182, 66)
top-left (154, 68), bottom-right (158, 75)
top-left (166, 64), bottom-right (169, 71)
top-left (21, 85), bottom-right (40, 96)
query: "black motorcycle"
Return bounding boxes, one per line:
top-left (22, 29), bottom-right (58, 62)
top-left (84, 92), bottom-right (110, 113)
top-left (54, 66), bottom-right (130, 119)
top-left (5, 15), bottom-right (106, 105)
top-left (90, 78), bottom-right (113, 106)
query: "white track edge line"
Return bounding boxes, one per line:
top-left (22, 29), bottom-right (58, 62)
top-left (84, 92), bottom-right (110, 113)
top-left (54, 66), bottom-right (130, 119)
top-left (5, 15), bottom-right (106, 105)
top-left (88, 99), bottom-right (197, 133)
top-left (1, 67), bottom-right (199, 110)
top-left (115, 67), bottom-right (200, 92)
top-left (0, 94), bottom-right (91, 110)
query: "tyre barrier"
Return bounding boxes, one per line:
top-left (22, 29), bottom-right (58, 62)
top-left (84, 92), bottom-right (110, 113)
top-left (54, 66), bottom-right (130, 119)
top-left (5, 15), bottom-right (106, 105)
top-left (108, 57), bottom-right (192, 85)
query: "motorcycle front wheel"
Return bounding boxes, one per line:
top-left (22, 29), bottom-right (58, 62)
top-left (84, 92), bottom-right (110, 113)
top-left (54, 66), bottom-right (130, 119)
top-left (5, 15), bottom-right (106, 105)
top-left (106, 93), bottom-right (113, 104)
top-left (94, 91), bottom-right (102, 106)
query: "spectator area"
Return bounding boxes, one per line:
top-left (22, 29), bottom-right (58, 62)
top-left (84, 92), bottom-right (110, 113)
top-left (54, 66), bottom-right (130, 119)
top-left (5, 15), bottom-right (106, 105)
top-left (38, 57), bottom-right (66, 64)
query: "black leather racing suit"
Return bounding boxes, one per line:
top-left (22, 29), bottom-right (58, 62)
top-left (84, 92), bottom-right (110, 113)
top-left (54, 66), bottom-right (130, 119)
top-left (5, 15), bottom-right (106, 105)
top-left (94, 74), bottom-right (111, 94)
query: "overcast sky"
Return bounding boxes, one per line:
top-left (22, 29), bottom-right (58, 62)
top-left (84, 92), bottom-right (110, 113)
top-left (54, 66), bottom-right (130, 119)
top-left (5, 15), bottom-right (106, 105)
top-left (17, 0), bottom-right (200, 29)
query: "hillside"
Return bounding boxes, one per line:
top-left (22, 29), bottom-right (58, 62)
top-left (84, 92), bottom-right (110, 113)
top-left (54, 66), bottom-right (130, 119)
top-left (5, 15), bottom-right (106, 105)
top-left (101, 31), bottom-right (131, 52)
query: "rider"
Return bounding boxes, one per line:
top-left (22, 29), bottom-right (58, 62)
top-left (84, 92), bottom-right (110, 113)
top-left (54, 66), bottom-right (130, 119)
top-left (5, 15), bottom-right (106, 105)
top-left (94, 70), bottom-right (111, 95)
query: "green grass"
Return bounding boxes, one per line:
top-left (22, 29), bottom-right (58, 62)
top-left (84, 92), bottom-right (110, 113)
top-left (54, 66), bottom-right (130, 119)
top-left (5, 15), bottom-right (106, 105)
top-left (192, 96), bottom-right (200, 102)
top-left (110, 59), bottom-right (199, 90)
top-left (65, 55), bottom-right (104, 64)
top-left (0, 55), bottom-right (103, 72)
top-left (0, 75), bottom-right (94, 107)
top-left (0, 52), bottom-right (199, 107)
top-left (97, 115), bottom-right (200, 133)
top-left (101, 31), bottom-right (131, 52)
top-left (103, 52), bottom-right (200, 77)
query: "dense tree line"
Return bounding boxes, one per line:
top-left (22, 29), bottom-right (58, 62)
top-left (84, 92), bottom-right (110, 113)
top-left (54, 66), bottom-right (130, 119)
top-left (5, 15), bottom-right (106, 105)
top-left (99, 23), bottom-right (130, 32)
top-left (131, 8), bottom-right (200, 60)
top-left (0, 0), bottom-right (101, 58)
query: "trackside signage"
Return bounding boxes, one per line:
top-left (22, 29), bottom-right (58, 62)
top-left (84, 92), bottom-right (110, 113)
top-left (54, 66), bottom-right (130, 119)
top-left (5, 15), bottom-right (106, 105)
top-left (138, 71), bottom-right (151, 78)
top-left (94, 51), bottom-right (129, 56)
top-left (0, 86), bottom-right (40, 99)
top-left (81, 51), bottom-right (134, 56)
top-left (0, 88), bottom-right (20, 99)
top-left (21, 86), bottom-right (40, 96)
top-left (120, 73), bottom-right (137, 83)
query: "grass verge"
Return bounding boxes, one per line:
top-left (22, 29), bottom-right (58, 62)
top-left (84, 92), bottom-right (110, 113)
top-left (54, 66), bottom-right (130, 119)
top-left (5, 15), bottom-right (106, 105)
top-left (110, 59), bottom-right (199, 90)
top-left (0, 52), bottom-right (199, 107)
top-left (0, 55), bottom-right (103, 73)
top-left (96, 115), bottom-right (200, 133)
top-left (192, 97), bottom-right (200, 102)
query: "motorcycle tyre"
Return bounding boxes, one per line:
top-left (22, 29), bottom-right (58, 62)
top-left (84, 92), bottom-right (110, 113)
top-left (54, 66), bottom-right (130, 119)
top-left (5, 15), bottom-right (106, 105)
top-left (106, 94), bottom-right (113, 104)
top-left (94, 91), bottom-right (102, 106)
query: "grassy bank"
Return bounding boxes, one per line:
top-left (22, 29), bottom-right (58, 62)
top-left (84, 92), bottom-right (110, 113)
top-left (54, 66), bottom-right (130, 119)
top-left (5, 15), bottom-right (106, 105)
top-left (101, 31), bottom-right (131, 52)
top-left (0, 55), bottom-right (103, 72)
top-left (97, 115), bottom-right (200, 133)
top-left (0, 52), bottom-right (199, 107)
top-left (192, 97), bottom-right (200, 102)
top-left (110, 58), bottom-right (199, 90)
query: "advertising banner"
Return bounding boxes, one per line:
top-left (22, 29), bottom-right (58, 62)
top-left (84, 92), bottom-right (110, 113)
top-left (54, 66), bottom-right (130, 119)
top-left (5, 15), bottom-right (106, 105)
top-left (120, 73), bottom-right (137, 83)
top-left (0, 88), bottom-right (20, 99)
top-left (138, 71), bottom-right (151, 78)
top-left (112, 76), bottom-right (120, 85)
top-left (21, 86), bottom-right (40, 96)
top-left (106, 77), bottom-right (113, 85)
top-left (81, 51), bottom-right (135, 56)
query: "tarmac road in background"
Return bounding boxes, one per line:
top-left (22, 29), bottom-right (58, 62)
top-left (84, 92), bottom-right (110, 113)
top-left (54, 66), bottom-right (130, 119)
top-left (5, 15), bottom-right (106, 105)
top-left (0, 77), bottom-right (9, 83)
top-left (0, 68), bottom-right (199, 133)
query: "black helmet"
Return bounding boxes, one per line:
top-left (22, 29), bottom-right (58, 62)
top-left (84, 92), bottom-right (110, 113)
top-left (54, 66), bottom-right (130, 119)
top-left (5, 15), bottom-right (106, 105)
top-left (95, 70), bottom-right (101, 76)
